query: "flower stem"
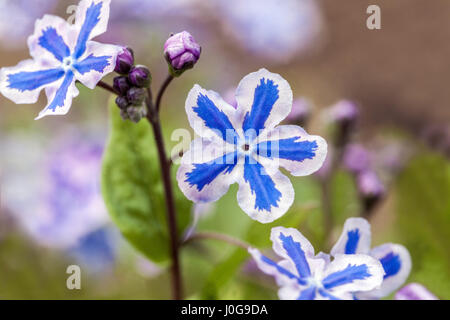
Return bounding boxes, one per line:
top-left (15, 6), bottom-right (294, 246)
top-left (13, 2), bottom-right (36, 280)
top-left (145, 81), bottom-right (182, 300)
top-left (184, 232), bottom-right (251, 250)
top-left (156, 75), bottom-right (174, 112)
top-left (97, 80), bottom-right (118, 95)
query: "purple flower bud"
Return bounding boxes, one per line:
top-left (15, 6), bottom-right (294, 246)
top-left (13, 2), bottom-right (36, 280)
top-left (128, 65), bottom-right (151, 88)
top-left (357, 170), bottom-right (385, 214)
top-left (115, 95), bottom-right (130, 110)
top-left (114, 47), bottom-right (135, 74)
top-left (164, 31), bottom-right (201, 76)
top-left (113, 76), bottom-right (131, 96)
top-left (395, 283), bottom-right (438, 300)
top-left (357, 170), bottom-right (385, 198)
top-left (330, 100), bottom-right (359, 125)
top-left (329, 100), bottom-right (359, 147)
top-left (343, 144), bottom-right (371, 174)
top-left (286, 98), bottom-right (312, 126)
top-left (127, 87), bottom-right (146, 106)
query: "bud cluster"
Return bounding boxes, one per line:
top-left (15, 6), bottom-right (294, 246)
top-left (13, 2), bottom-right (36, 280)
top-left (113, 47), bottom-right (151, 122)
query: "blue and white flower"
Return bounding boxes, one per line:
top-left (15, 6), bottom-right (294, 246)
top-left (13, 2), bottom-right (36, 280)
top-left (249, 227), bottom-right (384, 300)
top-left (177, 69), bottom-right (327, 223)
top-left (0, 0), bottom-right (122, 119)
top-left (331, 217), bottom-right (412, 299)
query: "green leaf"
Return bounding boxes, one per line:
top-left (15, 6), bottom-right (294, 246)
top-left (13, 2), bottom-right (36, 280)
top-left (101, 98), bottom-right (191, 264)
top-left (395, 152), bottom-right (450, 299)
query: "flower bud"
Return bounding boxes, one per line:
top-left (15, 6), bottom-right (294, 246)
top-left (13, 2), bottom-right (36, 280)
top-left (357, 170), bottom-right (385, 215)
top-left (129, 65), bottom-right (151, 88)
top-left (127, 87), bottom-right (146, 106)
top-left (115, 47), bottom-right (134, 74)
top-left (127, 105), bottom-right (147, 123)
top-left (115, 95), bottom-right (130, 110)
top-left (164, 31), bottom-right (201, 77)
top-left (329, 100), bottom-right (359, 147)
top-left (113, 76), bottom-right (131, 96)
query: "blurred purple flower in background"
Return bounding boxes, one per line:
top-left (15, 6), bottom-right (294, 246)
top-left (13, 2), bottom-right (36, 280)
top-left (343, 144), bottom-right (371, 175)
top-left (357, 170), bottom-right (386, 200)
top-left (0, 129), bottom-right (117, 272)
top-left (286, 98), bottom-right (312, 126)
top-left (0, 0), bottom-right (57, 49)
top-left (395, 283), bottom-right (438, 300)
top-left (214, 0), bottom-right (324, 63)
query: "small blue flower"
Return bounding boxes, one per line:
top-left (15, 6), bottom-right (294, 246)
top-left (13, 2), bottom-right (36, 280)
top-left (249, 227), bottom-right (384, 300)
top-left (0, 0), bottom-right (122, 119)
top-left (177, 69), bottom-right (327, 223)
top-left (331, 218), bottom-right (412, 299)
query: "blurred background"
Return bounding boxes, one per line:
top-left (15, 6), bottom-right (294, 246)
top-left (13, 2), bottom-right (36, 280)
top-left (0, 0), bottom-right (449, 299)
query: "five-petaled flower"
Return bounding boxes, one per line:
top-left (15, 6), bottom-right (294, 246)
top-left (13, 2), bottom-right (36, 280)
top-left (177, 69), bottom-right (327, 223)
top-left (0, 0), bottom-right (122, 119)
top-left (330, 217), bottom-right (411, 299)
top-left (249, 226), bottom-right (384, 300)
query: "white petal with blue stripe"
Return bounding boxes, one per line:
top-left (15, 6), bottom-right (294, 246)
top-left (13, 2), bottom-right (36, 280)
top-left (235, 68), bottom-right (293, 140)
top-left (357, 243), bottom-right (411, 299)
top-left (237, 160), bottom-right (294, 223)
top-left (321, 254), bottom-right (384, 296)
top-left (331, 217), bottom-right (372, 256)
top-left (256, 125), bottom-right (327, 177)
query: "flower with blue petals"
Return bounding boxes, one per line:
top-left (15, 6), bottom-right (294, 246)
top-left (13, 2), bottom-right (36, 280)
top-left (177, 69), bottom-right (327, 223)
top-left (331, 217), bottom-right (412, 299)
top-left (249, 227), bottom-right (384, 300)
top-left (0, 0), bottom-right (122, 119)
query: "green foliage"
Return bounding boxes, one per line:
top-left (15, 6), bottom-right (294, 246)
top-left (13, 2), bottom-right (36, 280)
top-left (101, 98), bottom-right (191, 264)
top-left (395, 152), bottom-right (450, 299)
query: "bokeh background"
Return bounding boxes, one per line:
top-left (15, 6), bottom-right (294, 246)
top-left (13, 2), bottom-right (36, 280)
top-left (0, 0), bottom-right (449, 299)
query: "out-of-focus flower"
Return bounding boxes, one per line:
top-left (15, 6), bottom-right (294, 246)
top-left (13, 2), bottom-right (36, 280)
top-left (326, 100), bottom-right (359, 148)
top-left (395, 283), bottom-right (438, 300)
top-left (329, 100), bottom-right (359, 128)
top-left (249, 227), bottom-right (384, 300)
top-left (1, 130), bottom-right (117, 271)
top-left (0, 0), bottom-right (57, 49)
top-left (357, 170), bottom-right (386, 213)
top-left (286, 98), bottom-right (312, 126)
top-left (343, 144), bottom-right (371, 175)
top-left (68, 227), bottom-right (118, 273)
top-left (110, 0), bottom-right (200, 22)
top-left (164, 31), bottom-right (201, 76)
top-left (0, 0), bottom-right (122, 119)
top-left (331, 218), bottom-right (412, 299)
top-left (214, 0), bottom-right (324, 63)
top-left (177, 69), bottom-right (327, 223)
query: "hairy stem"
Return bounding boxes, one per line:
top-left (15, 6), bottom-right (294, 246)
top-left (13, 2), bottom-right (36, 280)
top-left (184, 232), bottom-right (251, 250)
top-left (145, 84), bottom-right (182, 300)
